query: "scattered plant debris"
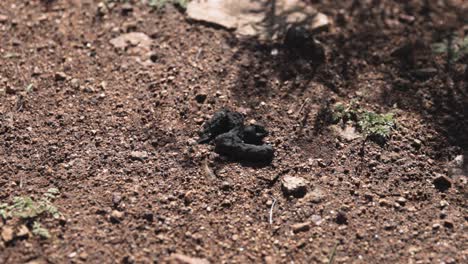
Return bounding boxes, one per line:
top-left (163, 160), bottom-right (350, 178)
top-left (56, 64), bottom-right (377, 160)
top-left (198, 109), bottom-right (274, 163)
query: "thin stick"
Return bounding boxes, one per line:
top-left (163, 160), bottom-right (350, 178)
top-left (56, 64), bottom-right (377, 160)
top-left (269, 198), bottom-right (277, 225)
top-left (328, 242), bottom-right (339, 264)
top-left (195, 48), bottom-right (203, 61)
top-left (297, 98), bottom-right (310, 115)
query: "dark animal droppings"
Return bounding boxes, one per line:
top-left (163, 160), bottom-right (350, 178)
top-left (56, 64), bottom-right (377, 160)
top-left (198, 109), bottom-right (274, 163)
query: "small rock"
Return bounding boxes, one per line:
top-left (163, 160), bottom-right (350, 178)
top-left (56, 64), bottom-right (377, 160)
top-left (270, 49), bottom-right (279, 56)
top-left (25, 259), bottom-right (47, 264)
top-left (305, 187), bottom-right (326, 203)
top-left (79, 252), bottom-right (88, 260)
top-left (194, 117), bottom-right (204, 125)
top-left (32, 66), bottom-right (41, 76)
top-left (311, 214), bottom-right (323, 225)
top-left (384, 222), bottom-right (396, 230)
top-left (109, 32), bottom-right (152, 56)
top-left (183, 191), bottom-right (196, 205)
top-left (281, 175), bottom-right (307, 198)
top-left (129, 151), bottom-right (148, 161)
top-left (331, 124), bottom-right (361, 142)
top-left (440, 210), bottom-right (448, 219)
top-left (16, 225), bottom-right (30, 238)
top-left (453, 155), bottom-right (464, 167)
top-left (168, 253), bottom-right (210, 264)
top-left (439, 200), bottom-right (449, 208)
top-left (195, 93), bottom-right (207, 104)
top-left (121, 3), bottom-right (134, 15)
top-left (99, 81), bottom-right (107, 90)
top-left (291, 222), bottom-right (311, 233)
top-left (112, 193), bottom-right (122, 207)
top-left (396, 197), bottom-right (407, 206)
top-left (408, 246), bottom-right (421, 254)
top-left (142, 212), bottom-right (154, 222)
top-left (264, 256), bottom-right (276, 264)
top-left (220, 181), bottom-right (232, 191)
top-left (1, 226), bottom-right (14, 242)
top-left (221, 199), bottom-right (231, 207)
top-left (55, 72), bottom-right (67, 82)
top-left (335, 212), bottom-right (348, 225)
top-left (96, 2), bottom-right (108, 16)
top-left (443, 220), bottom-right (454, 229)
top-left (70, 78), bottom-right (80, 89)
top-left (110, 210), bottom-right (124, 223)
top-left (355, 230), bottom-right (366, 239)
top-left (122, 255), bottom-right (135, 264)
top-left (0, 15), bottom-right (8, 23)
top-left (378, 198), bottom-right (392, 207)
top-left (5, 85), bottom-right (16, 95)
top-left (149, 53), bottom-right (159, 63)
top-left (448, 154), bottom-right (466, 177)
top-left (411, 139), bottom-right (422, 149)
top-left (433, 174), bottom-right (452, 192)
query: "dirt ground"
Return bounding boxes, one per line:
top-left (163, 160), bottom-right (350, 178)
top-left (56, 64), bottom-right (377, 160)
top-left (0, 0), bottom-right (467, 263)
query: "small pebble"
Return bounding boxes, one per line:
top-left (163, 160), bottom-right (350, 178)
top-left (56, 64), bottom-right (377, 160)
top-left (291, 222), bottom-right (311, 233)
top-left (55, 72), bottom-right (67, 82)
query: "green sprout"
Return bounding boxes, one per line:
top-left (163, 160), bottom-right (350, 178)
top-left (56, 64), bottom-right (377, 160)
top-left (358, 111), bottom-right (395, 139)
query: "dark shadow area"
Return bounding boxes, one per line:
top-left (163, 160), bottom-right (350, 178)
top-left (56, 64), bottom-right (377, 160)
top-left (227, 0), bottom-right (468, 162)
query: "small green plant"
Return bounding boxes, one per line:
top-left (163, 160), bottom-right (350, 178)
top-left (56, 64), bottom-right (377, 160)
top-left (432, 35), bottom-right (468, 63)
top-left (329, 102), bottom-right (395, 142)
top-left (331, 101), bottom-right (358, 123)
top-left (0, 188), bottom-right (61, 240)
top-left (0, 188), bottom-right (61, 220)
top-left (32, 222), bottom-right (51, 239)
top-left (358, 111), bottom-right (395, 139)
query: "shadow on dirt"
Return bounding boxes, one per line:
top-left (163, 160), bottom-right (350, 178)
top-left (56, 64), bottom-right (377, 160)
top-left (226, 0), bottom-right (468, 161)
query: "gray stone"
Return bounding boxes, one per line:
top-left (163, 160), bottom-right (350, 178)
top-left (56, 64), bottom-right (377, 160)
top-left (281, 175), bottom-right (307, 197)
top-left (129, 151), bottom-right (148, 161)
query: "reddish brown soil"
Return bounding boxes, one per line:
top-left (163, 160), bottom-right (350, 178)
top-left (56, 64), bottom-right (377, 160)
top-left (1, 0), bottom-right (467, 263)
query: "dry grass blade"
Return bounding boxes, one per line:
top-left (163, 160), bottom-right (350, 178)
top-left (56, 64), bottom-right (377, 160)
top-left (328, 241), bottom-right (339, 264)
top-left (269, 197), bottom-right (277, 225)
